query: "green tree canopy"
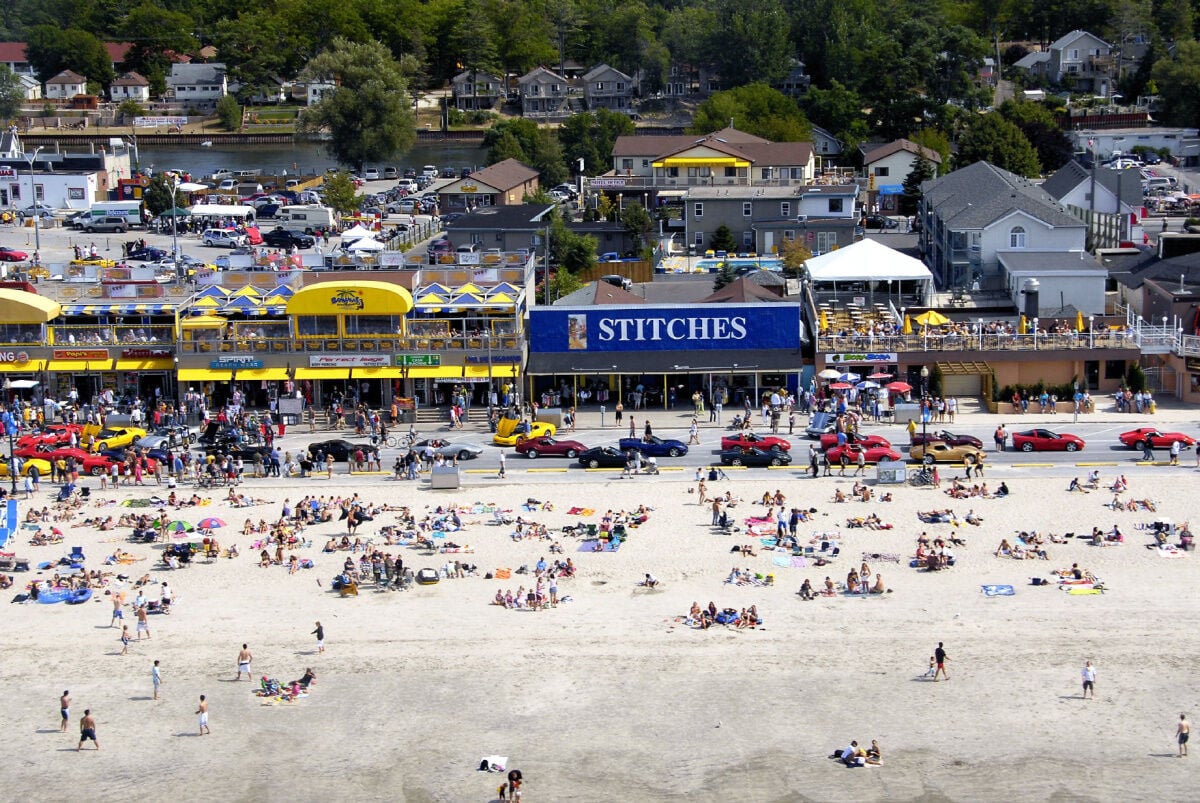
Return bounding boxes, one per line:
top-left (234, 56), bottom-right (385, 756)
top-left (710, 0), bottom-right (791, 87)
top-left (142, 175), bottom-right (188, 217)
top-left (899, 154), bottom-right (936, 217)
top-left (803, 80), bottom-right (870, 152)
top-left (300, 38), bottom-right (417, 170)
top-left (710, 224), bottom-right (737, 253)
top-left (25, 26), bottom-right (114, 89)
top-left (322, 171), bottom-right (362, 214)
top-left (0, 66), bottom-right (24, 121)
top-left (997, 99), bottom-right (1074, 172)
top-left (558, 109), bottom-right (634, 177)
top-left (955, 114), bottom-right (1041, 177)
top-left (483, 118), bottom-right (567, 185)
top-left (690, 83), bottom-right (811, 142)
top-left (1153, 40), bottom-right (1200, 128)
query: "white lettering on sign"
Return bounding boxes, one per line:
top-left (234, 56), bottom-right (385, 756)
top-left (596, 317), bottom-right (748, 342)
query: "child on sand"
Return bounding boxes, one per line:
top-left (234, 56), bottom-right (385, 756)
top-left (924, 656), bottom-right (936, 678)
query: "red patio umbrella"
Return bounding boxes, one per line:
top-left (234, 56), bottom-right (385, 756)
top-left (867, 372), bottom-right (893, 380)
top-left (886, 381), bottom-right (912, 392)
top-left (829, 382), bottom-right (853, 390)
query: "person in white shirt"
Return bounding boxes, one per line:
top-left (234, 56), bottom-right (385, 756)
top-left (1081, 660), bottom-right (1096, 699)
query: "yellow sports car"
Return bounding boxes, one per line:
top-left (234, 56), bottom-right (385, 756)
top-left (88, 426), bottom-right (147, 451)
top-left (0, 457), bottom-right (53, 478)
top-left (492, 420), bottom-right (556, 447)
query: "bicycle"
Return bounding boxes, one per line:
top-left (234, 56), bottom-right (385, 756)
top-left (907, 468), bottom-right (935, 487)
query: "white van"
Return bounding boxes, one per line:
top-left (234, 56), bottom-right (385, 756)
top-left (1144, 176), bottom-right (1176, 192)
top-left (421, 165), bottom-right (438, 179)
top-left (280, 204), bottom-right (337, 233)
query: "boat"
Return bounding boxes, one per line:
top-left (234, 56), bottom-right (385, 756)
top-left (200, 141), bottom-right (213, 147)
top-left (415, 567), bottom-right (440, 585)
top-left (37, 587), bottom-right (71, 604)
top-left (67, 588), bottom-right (93, 605)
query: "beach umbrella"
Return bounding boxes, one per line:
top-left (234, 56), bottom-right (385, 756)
top-left (1076, 310), bottom-right (1085, 332)
top-left (1019, 314), bottom-right (1027, 334)
top-left (856, 380), bottom-right (880, 389)
top-left (902, 315), bottom-right (913, 335)
top-left (837, 372), bottom-right (861, 383)
top-left (819, 309), bottom-right (829, 332)
top-left (817, 368), bottom-right (841, 379)
top-left (197, 517), bottom-right (226, 529)
top-left (829, 382), bottom-right (853, 390)
top-left (886, 381), bottom-right (913, 393)
top-left (166, 520), bottom-right (193, 533)
top-left (915, 310), bottom-right (950, 327)
top-left (867, 371), bottom-right (892, 380)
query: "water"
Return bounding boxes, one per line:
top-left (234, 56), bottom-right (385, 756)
top-left (135, 141), bottom-right (488, 180)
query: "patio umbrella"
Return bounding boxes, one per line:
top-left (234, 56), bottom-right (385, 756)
top-left (1076, 310), bottom-right (1085, 332)
top-left (886, 381), bottom-right (913, 393)
top-left (166, 520), bottom-right (193, 533)
top-left (837, 372), bottom-right (861, 383)
top-left (915, 310), bottom-right (950, 327)
top-left (867, 372), bottom-right (893, 380)
top-left (856, 380), bottom-right (880, 389)
top-left (818, 368), bottom-right (841, 379)
top-left (903, 315), bottom-right (913, 335)
top-left (197, 517), bottom-right (226, 529)
top-left (1019, 314), bottom-right (1027, 334)
top-left (829, 382), bottom-right (853, 390)
top-left (819, 309), bottom-right (829, 331)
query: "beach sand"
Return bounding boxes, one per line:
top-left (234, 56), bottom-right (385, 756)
top-left (2, 470), bottom-right (1199, 801)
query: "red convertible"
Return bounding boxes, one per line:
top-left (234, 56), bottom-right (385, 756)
top-left (818, 433), bottom-right (892, 451)
top-left (825, 443), bottom-right (902, 465)
top-left (1118, 428), bottom-right (1196, 450)
top-left (15, 424), bottom-right (82, 450)
top-left (1011, 429), bottom-right (1086, 452)
top-left (513, 435), bottom-right (588, 459)
top-left (15, 446), bottom-right (155, 476)
top-left (721, 432), bottom-right (792, 451)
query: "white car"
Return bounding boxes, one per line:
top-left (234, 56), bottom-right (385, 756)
top-left (363, 168), bottom-right (380, 180)
top-left (201, 228), bottom-right (247, 247)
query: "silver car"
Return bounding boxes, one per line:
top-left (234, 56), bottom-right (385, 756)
top-left (412, 439), bottom-right (484, 461)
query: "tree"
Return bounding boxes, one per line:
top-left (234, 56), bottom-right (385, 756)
top-left (0, 66), bottom-right (24, 121)
top-left (215, 95), bottom-right (241, 132)
top-left (710, 224), bottom-right (737, 253)
top-left (690, 84), bottom-right (811, 142)
top-left (710, 0), bottom-right (792, 86)
top-left (299, 38), bottom-right (416, 170)
top-left (1152, 40), bottom-right (1200, 127)
top-left (116, 98), bottom-right (146, 121)
top-left (549, 215), bottom-right (597, 274)
top-left (620, 201), bottom-right (653, 253)
top-left (803, 80), bottom-right (870, 152)
top-left (482, 118), bottom-right (567, 185)
top-left (118, 3), bottom-right (199, 90)
top-left (955, 114), bottom-right (1041, 177)
top-left (779, 237), bottom-right (812, 279)
top-left (899, 154), bottom-right (936, 217)
top-left (549, 267), bottom-right (584, 301)
top-left (909, 129), bottom-right (952, 171)
top-left (558, 109), bottom-right (634, 177)
top-left (712, 261), bottom-right (736, 291)
top-left (997, 99), bottom-right (1073, 172)
top-left (322, 171), bottom-right (361, 215)
top-left (142, 175), bottom-right (188, 217)
top-left (25, 26), bottom-right (115, 91)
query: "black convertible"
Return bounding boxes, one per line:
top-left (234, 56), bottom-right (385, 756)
top-left (577, 446), bottom-right (629, 469)
top-left (307, 439), bottom-right (378, 462)
top-left (718, 447), bottom-right (793, 467)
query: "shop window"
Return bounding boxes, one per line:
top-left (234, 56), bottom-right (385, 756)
top-left (296, 316), bottom-right (338, 336)
top-left (1104, 359), bottom-right (1125, 379)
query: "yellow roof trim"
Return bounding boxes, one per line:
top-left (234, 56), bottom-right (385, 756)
top-left (652, 157), bottom-right (750, 168)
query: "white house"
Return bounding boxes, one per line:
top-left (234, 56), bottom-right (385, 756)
top-left (166, 63), bottom-right (227, 104)
top-left (17, 74), bottom-right (40, 101)
top-left (304, 81), bottom-right (336, 106)
top-left (1, 165), bottom-right (101, 208)
top-left (45, 70), bottom-right (87, 100)
top-left (110, 72), bottom-right (150, 103)
top-left (862, 138), bottom-right (943, 212)
top-left (1041, 160), bottom-right (1146, 248)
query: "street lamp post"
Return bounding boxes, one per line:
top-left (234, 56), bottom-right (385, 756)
top-left (170, 174), bottom-right (182, 284)
top-left (24, 146), bottom-right (43, 265)
top-left (484, 330), bottom-right (493, 418)
top-left (1, 387), bottom-right (15, 495)
top-left (919, 365), bottom-right (930, 449)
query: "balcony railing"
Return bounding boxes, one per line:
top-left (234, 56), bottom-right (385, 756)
top-left (50, 325), bottom-right (176, 346)
top-left (590, 175), bottom-right (809, 190)
top-left (179, 334), bottom-right (523, 355)
top-left (818, 330), bottom-right (1137, 353)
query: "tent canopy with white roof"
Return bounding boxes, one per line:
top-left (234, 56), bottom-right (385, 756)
top-left (340, 224), bottom-right (376, 242)
top-left (805, 238), bottom-right (932, 306)
top-left (346, 236), bottom-right (385, 251)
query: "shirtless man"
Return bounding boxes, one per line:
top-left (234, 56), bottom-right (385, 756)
top-left (77, 709), bottom-right (99, 751)
top-left (1179, 713), bottom-right (1190, 757)
top-left (59, 690), bottom-right (70, 732)
top-left (197, 695), bottom-right (210, 735)
top-left (110, 593), bottom-right (124, 627)
top-left (235, 644), bottom-right (253, 680)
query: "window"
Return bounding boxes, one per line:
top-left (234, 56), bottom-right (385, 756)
top-left (1069, 49), bottom-right (1079, 59)
top-left (621, 158), bottom-right (633, 170)
top-left (780, 202), bottom-right (790, 218)
top-left (742, 202), bottom-right (752, 217)
top-left (667, 167), bottom-right (679, 177)
top-left (34, 184), bottom-right (43, 202)
top-left (828, 198), bottom-right (843, 213)
top-left (742, 230), bottom-right (753, 246)
top-left (816, 231), bottom-right (838, 252)
top-left (875, 167), bottom-right (889, 177)
top-left (724, 167), bottom-right (737, 177)
top-left (596, 82), bottom-right (605, 91)
top-left (693, 202), bottom-right (703, 218)
top-left (641, 159), bottom-right (649, 167)
top-left (783, 230), bottom-right (795, 240)
top-left (1009, 226), bottom-right (1027, 248)
top-left (9, 184), bottom-right (19, 200)
top-left (761, 168), bottom-right (773, 180)
top-left (1104, 359), bottom-right (1125, 380)
top-left (694, 231), bottom-right (704, 245)
top-left (616, 82), bottom-right (625, 91)
top-left (789, 167), bottom-right (805, 180)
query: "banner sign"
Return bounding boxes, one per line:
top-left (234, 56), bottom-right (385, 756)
top-left (396, 354), bottom-right (441, 367)
top-left (54, 349), bottom-right (109, 360)
top-left (134, 116), bottom-right (188, 128)
top-left (827, 352), bottom-right (898, 364)
top-left (529, 305), bottom-right (801, 353)
top-left (308, 354), bottom-right (390, 368)
top-left (211, 357), bottom-right (262, 369)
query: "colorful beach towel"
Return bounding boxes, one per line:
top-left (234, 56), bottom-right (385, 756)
top-left (1157, 546), bottom-right (1188, 558)
top-left (1066, 587), bottom-right (1105, 595)
top-left (981, 584), bottom-right (1016, 597)
top-left (772, 556), bottom-right (791, 568)
top-left (578, 539), bottom-right (620, 553)
top-left (791, 556), bottom-right (808, 569)
top-left (494, 569), bottom-right (512, 580)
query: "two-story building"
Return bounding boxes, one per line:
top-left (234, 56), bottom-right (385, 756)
top-left (451, 70), bottom-right (504, 111)
top-left (165, 63), bottom-right (228, 106)
top-left (45, 70), bottom-right (87, 100)
top-left (861, 138), bottom-right (942, 212)
top-left (1014, 30), bottom-right (1115, 95)
top-left (443, 203), bottom-right (636, 255)
top-left (682, 182), bottom-right (861, 256)
top-left (1041, 160), bottom-right (1146, 248)
top-left (518, 66), bottom-right (571, 120)
top-left (920, 160), bottom-right (1087, 294)
top-left (110, 72), bottom-right (151, 103)
top-left (581, 64), bottom-right (633, 112)
top-left (437, 158), bottom-right (540, 213)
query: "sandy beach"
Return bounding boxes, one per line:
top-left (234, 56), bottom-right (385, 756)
top-left (2, 461), bottom-right (1200, 801)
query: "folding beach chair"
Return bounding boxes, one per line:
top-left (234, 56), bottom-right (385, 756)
top-left (68, 546), bottom-right (86, 563)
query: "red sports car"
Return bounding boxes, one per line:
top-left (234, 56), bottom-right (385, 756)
top-left (1118, 428), bottom-right (1196, 450)
top-left (825, 443), bottom-right (902, 464)
top-left (18, 446), bottom-right (155, 476)
top-left (15, 424), bottom-right (81, 450)
top-left (818, 433), bottom-right (892, 451)
top-left (1011, 429), bottom-right (1086, 452)
top-left (513, 435), bottom-right (588, 459)
top-left (0, 246), bottom-right (28, 261)
top-left (721, 432), bottom-right (792, 451)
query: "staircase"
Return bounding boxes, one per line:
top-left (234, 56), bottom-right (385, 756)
top-left (414, 406), bottom-right (489, 426)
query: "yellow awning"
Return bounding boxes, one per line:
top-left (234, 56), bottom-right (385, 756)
top-left (294, 368), bottom-right (350, 379)
top-left (352, 367), bottom-right (406, 379)
top-left (181, 315), bottom-right (226, 329)
top-left (652, 157), bottom-right (750, 168)
top-left (115, 358), bottom-right (175, 371)
top-left (236, 368), bottom-right (289, 381)
top-left (48, 360), bottom-right (113, 371)
top-left (178, 368), bottom-right (232, 381)
top-left (464, 365), bottom-right (497, 378)
top-left (405, 366), bottom-right (467, 379)
top-left (0, 359), bottom-right (44, 372)
top-left (0, 288), bottom-right (60, 322)
top-left (287, 281), bottom-right (414, 316)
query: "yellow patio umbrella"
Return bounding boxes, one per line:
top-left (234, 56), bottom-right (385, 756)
top-left (902, 315), bottom-right (912, 335)
top-left (819, 309), bottom-right (829, 332)
top-left (1076, 310), bottom-right (1085, 332)
top-left (1019, 314), bottom-right (1027, 334)
top-left (915, 310), bottom-right (950, 327)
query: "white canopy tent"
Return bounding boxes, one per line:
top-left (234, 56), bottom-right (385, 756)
top-left (340, 224), bottom-right (376, 242)
top-left (187, 203), bottom-right (256, 220)
top-left (805, 238), bottom-right (932, 307)
top-left (346, 236), bottom-right (385, 251)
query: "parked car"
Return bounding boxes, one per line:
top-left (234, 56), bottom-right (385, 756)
top-left (617, 435), bottom-right (688, 457)
top-left (909, 441), bottom-right (986, 465)
top-left (493, 421), bottom-right (555, 447)
top-left (16, 424), bottom-right (81, 450)
top-left (383, 166), bottom-right (399, 179)
top-left (402, 167), bottom-right (417, 179)
top-left (126, 246), bottom-right (169, 261)
top-left (0, 456), bottom-right (52, 479)
top-left (818, 433), bottom-right (892, 451)
top-left (410, 438), bottom-right (484, 461)
top-left (719, 447), bottom-right (793, 467)
top-left (363, 167), bottom-right (380, 180)
top-left (1118, 428), bottom-right (1196, 450)
top-left (577, 446), bottom-right (628, 468)
top-left (20, 203), bottom-right (55, 218)
top-left (722, 433), bottom-right (792, 452)
top-left (201, 228), bottom-right (247, 248)
top-left (1011, 429), bottom-right (1086, 452)
top-left (440, 167), bottom-right (458, 178)
top-left (863, 214), bottom-right (899, 230)
top-left (909, 430), bottom-right (984, 449)
top-left (805, 412), bottom-right (836, 438)
top-left (0, 246), bottom-right (28, 261)
top-left (514, 436), bottom-right (587, 459)
top-left (825, 443), bottom-right (902, 465)
top-left (262, 228), bottom-right (316, 249)
top-left (90, 427), bottom-right (147, 451)
top-left (306, 439), bottom-right (378, 462)
top-left (84, 216), bottom-right (128, 234)
top-left (135, 425), bottom-right (193, 450)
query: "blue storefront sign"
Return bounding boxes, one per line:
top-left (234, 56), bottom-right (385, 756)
top-left (529, 305), bottom-right (801, 353)
top-left (211, 357), bottom-right (263, 369)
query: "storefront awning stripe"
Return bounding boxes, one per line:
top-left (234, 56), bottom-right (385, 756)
top-left (236, 368), bottom-right (289, 380)
top-left (178, 369), bottom-right (232, 381)
top-left (0, 359), bottom-right (45, 372)
top-left (115, 359), bottom-right (174, 371)
top-left (404, 366), bottom-right (468, 379)
top-left (47, 360), bottom-right (113, 371)
top-left (352, 367), bottom-right (406, 379)
top-left (294, 368), bottom-right (350, 379)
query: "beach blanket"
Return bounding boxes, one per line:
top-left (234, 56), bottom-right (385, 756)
top-left (567, 507), bottom-right (595, 516)
top-left (1157, 546), bottom-right (1188, 558)
top-left (1065, 587), bottom-right (1105, 595)
top-left (791, 556), bottom-right (808, 569)
top-left (760, 538), bottom-right (778, 547)
top-left (478, 755), bottom-right (508, 773)
top-left (772, 556), bottom-right (792, 568)
top-left (981, 584), bottom-right (1016, 597)
top-left (439, 547), bottom-right (474, 553)
top-left (579, 539), bottom-right (620, 553)
top-left (494, 569), bottom-right (512, 580)
top-left (863, 552), bottom-right (902, 563)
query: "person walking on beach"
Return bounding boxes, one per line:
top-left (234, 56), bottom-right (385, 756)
top-left (60, 690), bottom-right (70, 732)
top-left (110, 592), bottom-right (124, 627)
top-left (628, 417), bottom-right (635, 438)
top-left (497, 450), bottom-right (506, 479)
top-left (312, 621), bottom-right (325, 654)
top-left (934, 642), bottom-right (949, 681)
top-left (1179, 714), bottom-right (1190, 756)
top-left (197, 695), bottom-right (210, 735)
top-left (120, 624), bottom-right (131, 655)
top-left (152, 660), bottom-right (162, 700)
top-left (235, 644), bottom-right (253, 680)
top-left (1081, 660), bottom-right (1096, 699)
top-left (135, 604), bottom-right (151, 640)
top-left (77, 709), bottom-right (99, 751)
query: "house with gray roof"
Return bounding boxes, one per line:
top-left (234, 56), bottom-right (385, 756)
top-left (1013, 30), bottom-right (1115, 95)
top-left (518, 66), bottom-right (571, 120)
top-left (451, 70), bottom-right (504, 111)
top-left (919, 161), bottom-right (1087, 291)
top-left (582, 64), bottom-right (632, 112)
top-left (683, 183), bottom-right (860, 256)
top-left (1041, 161), bottom-right (1146, 248)
top-left (166, 63), bottom-right (227, 105)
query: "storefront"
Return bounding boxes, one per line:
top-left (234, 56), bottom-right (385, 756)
top-left (527, 303), bottom-right (806, 410)
top-left (0, 288), bottom-right (60, 403)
